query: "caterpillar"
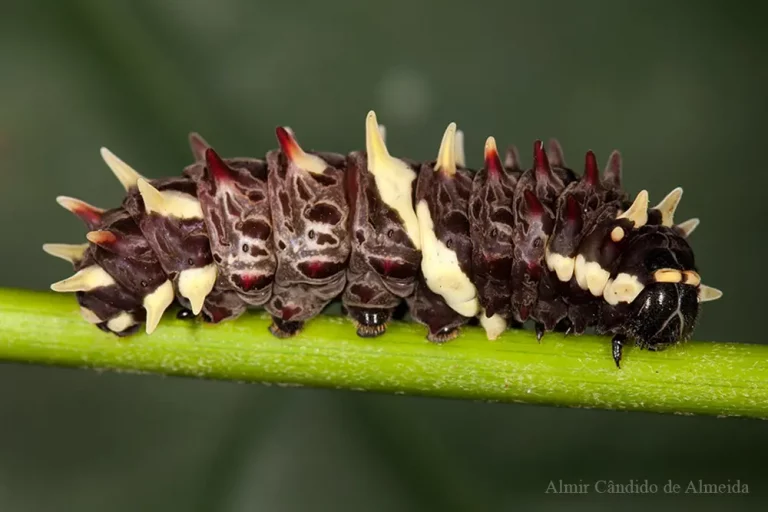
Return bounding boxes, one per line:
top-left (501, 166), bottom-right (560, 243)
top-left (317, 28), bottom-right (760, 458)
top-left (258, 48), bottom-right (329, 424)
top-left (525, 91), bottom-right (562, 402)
top-left (43, 110), bottom-right (723, 367)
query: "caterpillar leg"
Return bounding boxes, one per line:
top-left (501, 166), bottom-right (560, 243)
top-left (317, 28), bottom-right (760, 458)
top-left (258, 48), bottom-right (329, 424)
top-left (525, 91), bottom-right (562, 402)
top-left (532, 272), bottom-right (569, 343)
top-left (269, 317), bottom-right (304, 338)
top-left (346, 306), bottom-right (392, 338)
top-left (555, 318), bottom-right (573, 336)
top-left (535, 317), bottom-right (574, 342)
top-left (201, 287), bottom-right (247, 324)
top-left (566, 298), bottom-right (599, 337)
top-left (266, 278), bottom-right (345, 339)
top-left (343, 271), bottom-right (401, 338)
top-left (407, 277), bottom-right (468, 343)
top-left (428, 326), bottom-right (460, 344)
top-left (612, 334), bottom-right (627, 368)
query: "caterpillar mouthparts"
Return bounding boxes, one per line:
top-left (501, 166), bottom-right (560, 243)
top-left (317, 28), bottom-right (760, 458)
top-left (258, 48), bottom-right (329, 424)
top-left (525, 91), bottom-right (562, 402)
top-left (45, 110), bottom-right (722, 367)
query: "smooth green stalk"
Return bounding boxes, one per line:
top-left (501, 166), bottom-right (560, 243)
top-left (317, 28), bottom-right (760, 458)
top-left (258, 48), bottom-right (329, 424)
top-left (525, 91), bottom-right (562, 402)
top-left (0, 288), bottom-right (764, 419)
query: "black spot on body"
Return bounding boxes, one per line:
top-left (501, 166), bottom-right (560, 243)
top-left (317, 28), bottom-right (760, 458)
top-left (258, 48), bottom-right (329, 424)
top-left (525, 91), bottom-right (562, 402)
top-left (279, 192), bottom-right (291, 216)
top-left (444, 212), bottom-right (470, 234)
top-left (250, 246), bottom-right (269, 257)
top-left (306, 202), bottom-right (342, 225)
top-left (248, 191), bottom-right (265, 202)
top-left (241, 220), bottom-right (271, 240)
top-left (491, 209), bottom-right (514, 226)
top-left (316, 233), bottom-right (337, 245)
top-left (296, 178), bottom-right (311, 201)
top-left (310, 172), bottom-right (336, 187)
top-left (350, 284), bottom-right (377, 302)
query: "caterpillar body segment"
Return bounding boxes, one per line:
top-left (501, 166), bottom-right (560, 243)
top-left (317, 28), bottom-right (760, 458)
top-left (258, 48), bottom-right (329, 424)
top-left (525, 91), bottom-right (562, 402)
top-left (46, 111), bottom-right (723, 366)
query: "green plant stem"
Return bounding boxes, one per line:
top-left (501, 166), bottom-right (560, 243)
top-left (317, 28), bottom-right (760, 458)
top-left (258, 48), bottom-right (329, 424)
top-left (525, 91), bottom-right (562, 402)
top-left (0, 288), bottom-right (764, 419)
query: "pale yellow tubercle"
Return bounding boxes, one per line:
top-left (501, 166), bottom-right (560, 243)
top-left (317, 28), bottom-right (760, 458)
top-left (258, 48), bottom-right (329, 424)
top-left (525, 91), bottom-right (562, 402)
top-left (435, 122), bottom-right (457, 176)
top-left (42, 243), bottom-right (89, 264)
top-left (603, 273), bottom-right (644, 306)
top-left (698, 285), bottom-right (723, 303)
top-left (653, 187), bottom-right (683, 227)
top-left (137, 178), bottom-right (204, 220)
top-left (454, 129), bottom-right (466, 168)
top-left (617, 189), bottom-right (649, 227)
top-left (574, 254), bottom-right (610, 297)
top-left (676, 218), bottom-right (699, 237)
top-left (143, 280), bottom-right (175, 334)
top-left (479, 310), bottom-right (507, 340)
top-left (289, 142), bottom-right (328, 175)
top-left (100, 147), bottom-right (145, 191)
top-left (50, 265), bottom-right (116, 292)
top-left (365, 111), bottom-right (421, 250)
top-left (545, 247), bottom-right (575, 282)
top-left (178, 263), bottom-right (218, 315)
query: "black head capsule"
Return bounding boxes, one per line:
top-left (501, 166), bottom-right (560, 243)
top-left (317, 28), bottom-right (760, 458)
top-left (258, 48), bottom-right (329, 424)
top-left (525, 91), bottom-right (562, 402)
top-left (599, 223), bottom-right (723, 367)
top-left (628, 281), bottom-right (699, 350)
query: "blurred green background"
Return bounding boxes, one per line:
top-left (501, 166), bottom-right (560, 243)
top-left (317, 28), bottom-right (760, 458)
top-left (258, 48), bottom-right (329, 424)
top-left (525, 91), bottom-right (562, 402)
top-left (1, 0), bottom-right (767, 510)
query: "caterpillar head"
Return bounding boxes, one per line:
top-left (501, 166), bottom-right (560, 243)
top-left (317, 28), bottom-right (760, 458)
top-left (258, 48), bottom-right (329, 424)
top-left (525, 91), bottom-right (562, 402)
top-left (602, 225), bottom-right (722, 350)
top-left (626, 281), bottom-right (699, 351)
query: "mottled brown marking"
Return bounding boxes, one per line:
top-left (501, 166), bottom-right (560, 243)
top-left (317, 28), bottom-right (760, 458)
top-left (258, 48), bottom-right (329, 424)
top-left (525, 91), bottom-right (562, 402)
top-left (315, 233), bottom-right (336, 245)
top-left (279, 191), bottom-right (291, 217)
top-left (305, 202), bottom-right (342, 225)
top-left (310, 172), bottom-right (336, 187)
top-left (250, 246), bottom-right (269, 257)
top-left (241, 219), bottom-right (271, 240)
top-left (296, 177), bottom-right (311, 201)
